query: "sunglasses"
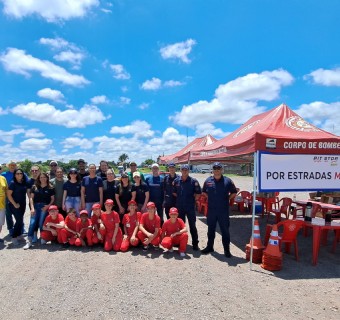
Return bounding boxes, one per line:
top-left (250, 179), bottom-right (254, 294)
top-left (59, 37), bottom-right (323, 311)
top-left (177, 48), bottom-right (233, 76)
top-left (213, 167), bottom-right (221, 170)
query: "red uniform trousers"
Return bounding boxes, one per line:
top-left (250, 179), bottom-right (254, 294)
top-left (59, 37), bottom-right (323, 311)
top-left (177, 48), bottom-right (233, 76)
top-left (59, 229), bottom-right (77, 245)
top-left (120, 236), bottom-right (140, 252)
top-left (74, 229), bottom-right (97, 246)
top-left (40, 229), bottom-right (64, 243)
top-left (137, 230), bottom-right (161, 246)
top-left (161, 233), bottom-right (188, 253)
top-left (92, 228), bottom-right (106, 244)
top-left (104, 228), bottom-right (123, 251)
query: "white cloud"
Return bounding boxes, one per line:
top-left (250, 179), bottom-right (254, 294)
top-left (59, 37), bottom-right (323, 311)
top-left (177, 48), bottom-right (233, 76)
top-left (24, 128), bottom-right (45, 138)
top-left (304, 68), bottom-right (340, 86)
top-left (20, 138), bottom-right (53, 150)
top-left (110, 120), bottom-right (154, 139)
top-left (295, 101), bottom-right (340, 135)
top-left (0, 129), bottom-right (24, 143)
top-left (160, 39), bottom-right (196, 63)
top-left (91, 95), bottom-right (109, 104)
top-left (110, 64), bottom-right (130, 80)
top-left (164, 80), bottom-right (185, 88)
top-left (141, 78), bottom-right (185, 90)
top-left (12, 102), bottom-right (107, 128)
top-left (39, 37), bottom-right (71, 50)
top-left (101, 8), bottom-right (112, 14)
top-left (120, 97), bottom-right (131, 105)
top-left (2, 0), bottom-right (99, 23)
top-left (138, 103), bottom-right (149, 110)
top-left (171, 69), bottom-right (294, 127)
top-left (37, 88), bottom-right (65, 103)
top-left (61, 137), bottom-right (93, 149)
top-left (0, 48), bottom-right (90, 86)
top-left (0, 106), bottom-right (9, 115)
top-left (141, 77), bottom-right (162, 90)
top-left (53, 51), bottom-right (85, 69)
top-left (195, 123), bottom-right (228, 138)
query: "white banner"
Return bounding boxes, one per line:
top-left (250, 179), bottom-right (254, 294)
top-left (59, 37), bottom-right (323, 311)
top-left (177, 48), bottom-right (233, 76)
top-left (259, 153), bottom-right (340, 191)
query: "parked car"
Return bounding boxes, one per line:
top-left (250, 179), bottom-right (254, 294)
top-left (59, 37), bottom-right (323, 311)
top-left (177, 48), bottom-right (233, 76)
top-left (199, 167), bottom-right (211, 174)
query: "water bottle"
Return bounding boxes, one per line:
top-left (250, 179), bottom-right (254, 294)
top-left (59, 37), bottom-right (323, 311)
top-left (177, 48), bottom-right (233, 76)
top-left (305, 201), bottom-right (312, 222)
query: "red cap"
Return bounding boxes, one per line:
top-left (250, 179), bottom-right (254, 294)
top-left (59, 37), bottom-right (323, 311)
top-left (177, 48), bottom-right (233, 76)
top-left (105, 199), bottom-right (114, 205)
top-left (79, 210), bottom-right (88, 216)
top-left (128, 200), bottom-right (137, 206)
top-left (92, 203), bottom-right (101, 210)
top-left (146, 202), bottom-right (155, 208)
top-left (48, 205), bottom-right (58, 212)
top-left (169, 207), bottom-right (179, 215)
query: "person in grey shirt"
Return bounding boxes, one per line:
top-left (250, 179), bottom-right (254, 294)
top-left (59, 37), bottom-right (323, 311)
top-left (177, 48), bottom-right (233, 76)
top-left (50, 167), bottom-right (67, 217)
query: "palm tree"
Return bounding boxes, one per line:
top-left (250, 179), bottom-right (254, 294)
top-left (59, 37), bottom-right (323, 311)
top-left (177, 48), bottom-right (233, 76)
top-left (118, 153), bottom-right (129, 170)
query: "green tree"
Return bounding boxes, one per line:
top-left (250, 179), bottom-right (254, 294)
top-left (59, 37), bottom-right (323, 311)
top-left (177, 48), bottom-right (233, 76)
top-left (118, 153), bottom-right (129, 164)
top-left (144, 158), bottom-right (154, 166)
top-left (19, 159), bottom-right (33, 175)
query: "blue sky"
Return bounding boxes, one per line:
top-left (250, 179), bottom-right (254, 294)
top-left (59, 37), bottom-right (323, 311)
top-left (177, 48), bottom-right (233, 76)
top-left (0, 0), bottom-right (339, 165)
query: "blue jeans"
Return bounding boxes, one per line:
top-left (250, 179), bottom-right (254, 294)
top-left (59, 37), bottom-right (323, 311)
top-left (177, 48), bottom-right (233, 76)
top-left (27, 203), bottom-right (47, 238)
top-left (85, 202), bottom-right (95, 217)
top-left (65, 196), bottom-right (81, 217)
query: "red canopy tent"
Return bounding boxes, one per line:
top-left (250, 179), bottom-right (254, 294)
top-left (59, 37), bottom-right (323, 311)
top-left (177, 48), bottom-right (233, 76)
top-left (160, 134), bottom-right (217, 164)
top-left (189, 104), bottom-right (340, 163)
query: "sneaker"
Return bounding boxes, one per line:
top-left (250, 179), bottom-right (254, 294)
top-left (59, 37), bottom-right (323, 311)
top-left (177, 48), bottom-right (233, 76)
top-left (143, 245), bottom-right (149, 251)
top-left (153, 245), bottom-right (159, 250)
top-left (179, 252), bottom-right (185, 257)
top-left (168, 248), bottom-right (174, 253)
top-left (192, 244), bottom-right (200, 251)
top-left (201, 247), bottom-right (214, 254)
top-left (32, 233), bottom-right (38, 243)
top-left (22, 229), bottom-right (28, 235)
top-left (23, 242), bottom-right (32, 250)
top-left (40, 239), bottom-right (47, 245)
top-left (224, 250), bottom-right (232, 258)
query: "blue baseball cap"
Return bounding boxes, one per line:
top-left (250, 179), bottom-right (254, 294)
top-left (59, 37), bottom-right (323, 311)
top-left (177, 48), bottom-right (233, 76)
top-left (213, 162), bottom-right (222, 169)
top-left (168, 162), bottom-right (176, 167)
top-left (181, 164), bottom-right (190, 170)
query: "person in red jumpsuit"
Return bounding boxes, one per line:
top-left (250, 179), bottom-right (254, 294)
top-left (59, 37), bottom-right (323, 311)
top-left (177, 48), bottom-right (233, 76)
top-left (120, 200), bottom-right (141, 252)
top-left (161, 207), bottom-right (188, 257)
top-left (137, 201), bottom-right (161, 250)
top-left (40, 205), bottom-right (65, 245)
top-left (75, 209), bottom-right (97, 247)
top-left (101, 199), bottom-right (122, 251)
top-left (61, 207), bottom-right (79, 247)
top-left (91, 203), bottom-right (106, 245)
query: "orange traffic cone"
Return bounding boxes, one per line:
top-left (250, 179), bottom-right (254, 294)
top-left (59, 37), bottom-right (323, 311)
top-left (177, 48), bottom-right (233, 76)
top-left (245, 217), bottom-right (265, 263)
top-left (261, 224), bottom-right (282, 271)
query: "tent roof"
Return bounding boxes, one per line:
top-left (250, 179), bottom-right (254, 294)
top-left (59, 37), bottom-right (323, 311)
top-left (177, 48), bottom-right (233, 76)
top-left (190, 104), bottom-right (340, 162)
top-left (160, 134), bottom-right (217, 164)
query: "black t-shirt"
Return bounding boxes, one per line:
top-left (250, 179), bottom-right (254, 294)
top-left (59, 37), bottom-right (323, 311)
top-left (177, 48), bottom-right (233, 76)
top-left (32, 186), bottom-right (55, 204)
top-left (133, 183), bottom-right (149, 205)
top-left (115, 184), bottom-right (133, 209)
top-left (63, 180), bottom-right (81, 197)
top-left (9, 181), bottom-right (29, 204)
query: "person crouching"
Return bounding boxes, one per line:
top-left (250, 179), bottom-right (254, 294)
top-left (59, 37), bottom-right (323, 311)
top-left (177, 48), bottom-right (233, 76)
top-left (100, 199), bottom-right (122, 251)
top-left (137, 202), bottom-right (161, 250)
top-left (40, 205), bottom-right (65, 245)
top-left (74, 210), bottom-right (97, 247)
top-left (161, 207), bottom-right (188, 257)
top-left (120, 200), bottom-right (141, 252)
top-left (91, 203), bottom-right (106, 245)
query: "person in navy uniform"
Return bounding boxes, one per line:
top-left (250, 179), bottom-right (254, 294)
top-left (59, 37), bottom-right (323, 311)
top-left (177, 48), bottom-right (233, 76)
top-left (173, 164), bottom-right (201, 251)
top-left (163, 162), bottom-right (178, 220)
top-left (145, 163), bottom-right (164, 225)
top-left (201, 162), bottom-right (237, 258)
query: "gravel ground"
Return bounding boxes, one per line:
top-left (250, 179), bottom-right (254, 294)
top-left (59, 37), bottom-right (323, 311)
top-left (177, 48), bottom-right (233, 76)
top-left (0, 174), bottom-right (339, 320)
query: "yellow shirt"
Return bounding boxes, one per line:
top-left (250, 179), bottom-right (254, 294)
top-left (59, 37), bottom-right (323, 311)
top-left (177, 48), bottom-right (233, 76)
top-left (0, 176), bottom-right (8, 209)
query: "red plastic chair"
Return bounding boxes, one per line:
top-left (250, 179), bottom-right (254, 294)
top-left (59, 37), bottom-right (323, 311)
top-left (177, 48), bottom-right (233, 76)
top-left (234, 191), bottom-right (251, 212)
top-left (264, 220), bottom-right (304, 260)
top-left (269, 197), bottom-right (293, 223)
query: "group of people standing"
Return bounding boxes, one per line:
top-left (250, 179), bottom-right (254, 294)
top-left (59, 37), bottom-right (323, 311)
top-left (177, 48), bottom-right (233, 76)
top-left (0, 159), bottom-right (238, 257)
